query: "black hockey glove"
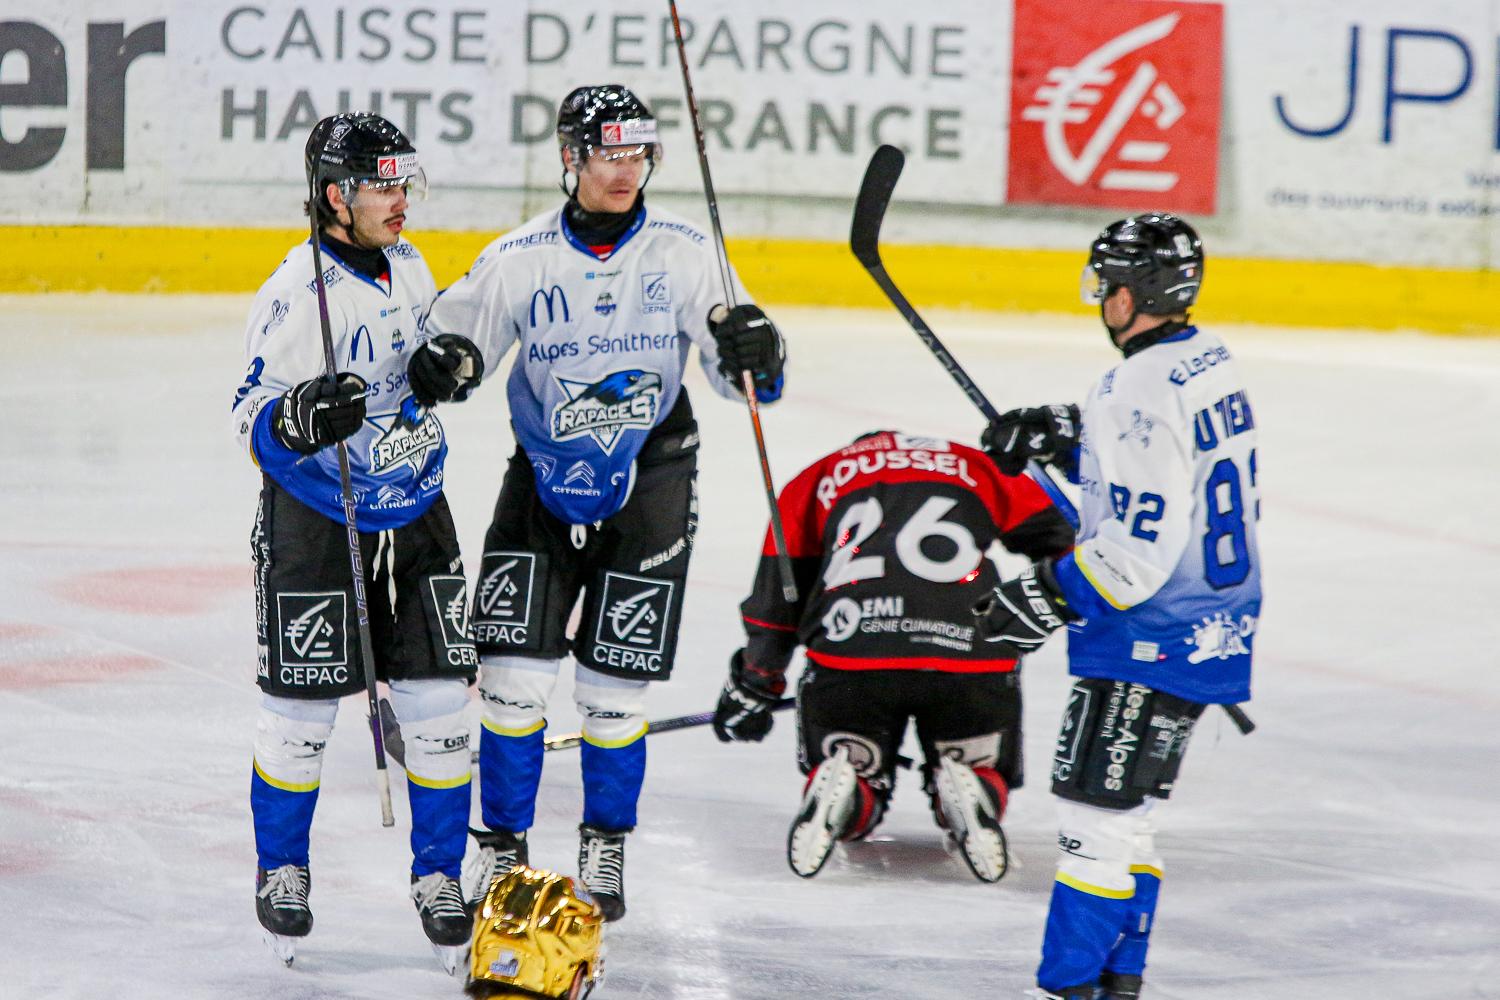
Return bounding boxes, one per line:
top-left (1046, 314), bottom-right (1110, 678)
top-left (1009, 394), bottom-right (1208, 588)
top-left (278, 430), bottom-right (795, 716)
top-left (972, 561), bottom-right (1078, 651)
top-left (982, 404), bottom-right (1081, 477)
top-left (272, 373), bottom-right (369, 455)
top-left (407, 333), bottom-right (484, 407)
top-left (713, 649), bottom-right (783, 743)
top-left (709, 304), bottom-right (785, 391)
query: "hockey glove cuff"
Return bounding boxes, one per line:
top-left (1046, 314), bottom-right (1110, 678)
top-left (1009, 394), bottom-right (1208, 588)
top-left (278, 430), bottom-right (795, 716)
top-left (273, 373), bottom-right (369, 455)
top-left (712, 649), bottom-right (783, 743)
top-left (709, 304), bottom-right (785, 391)
top-left (982, 404), bottom-right (1080, 477)
top-left (973, 560), bottom-right (1078, 651)
top-left (407, 333), bottom-right (484, 407)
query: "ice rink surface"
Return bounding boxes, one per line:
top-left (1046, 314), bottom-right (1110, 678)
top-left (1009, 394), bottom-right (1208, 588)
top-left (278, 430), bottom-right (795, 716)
top-left (2, 293), bottom-right (1498, 1000)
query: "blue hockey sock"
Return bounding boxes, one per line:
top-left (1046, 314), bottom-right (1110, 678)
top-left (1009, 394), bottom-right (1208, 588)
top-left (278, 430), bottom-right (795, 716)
top-left (580, 733), bottom-right (646, 830)
top-left (251, 763), bottom-right (319, 870)
top-left (1104, 868), bottom-right (1161, 977)
top-left (478, 721), bottom-right (545, 833)
top-left (407, 778), bottom-right (470, 878)
top-left (1037, 877), bottom-right (1133, 992)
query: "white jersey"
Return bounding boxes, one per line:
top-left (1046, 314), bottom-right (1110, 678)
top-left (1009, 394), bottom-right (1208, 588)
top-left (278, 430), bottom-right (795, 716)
top-left (230, 239), bottom-right (446, 531)
top-left (1051, 325), bottom-right (1261, 703)
top-left (424, 202), bottom-right (760, 524)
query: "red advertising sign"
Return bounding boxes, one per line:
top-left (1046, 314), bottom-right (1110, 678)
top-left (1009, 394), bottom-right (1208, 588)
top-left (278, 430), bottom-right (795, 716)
top-left (1008, 0), bottom-right (1224, 214)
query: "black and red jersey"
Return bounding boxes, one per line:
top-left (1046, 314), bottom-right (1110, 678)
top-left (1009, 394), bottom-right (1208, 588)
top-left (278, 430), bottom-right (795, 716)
top-left (739, 432), bottom-right (1074, 688)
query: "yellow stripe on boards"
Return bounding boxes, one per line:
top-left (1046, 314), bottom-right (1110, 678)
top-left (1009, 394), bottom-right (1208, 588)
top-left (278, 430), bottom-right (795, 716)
top-left (480, 717), bottom-right (545, 739)
top-left (1056, 871), bottom-right (1135, 900)
top-left (253, 758), bottom-right (319, 794)
top-left (406, 771), bottom-right (472, 790)
top-left (4, 226), bottom-right (1499, 335)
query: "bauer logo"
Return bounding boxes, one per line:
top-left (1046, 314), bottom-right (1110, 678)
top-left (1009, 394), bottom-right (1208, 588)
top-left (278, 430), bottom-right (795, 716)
top-left (1008, 0), bottom-right (1223, 214)
top-left (277, 592), bottom-right (348, 670)
top-left (593, 572), bottom-right (674, 670)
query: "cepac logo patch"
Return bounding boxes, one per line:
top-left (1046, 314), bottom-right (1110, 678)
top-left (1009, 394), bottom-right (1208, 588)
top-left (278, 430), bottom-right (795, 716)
top-left (550, 369), bottom-right (662, 454)
top-left (428, 576), bottom-right (479, 667)
top-left (278, 592), bottom-right (348, 668)
top-left (594, 572), bottom-right (674, 657)
top-left (640, 272), bottom-right (671, 314)
top-left (1008, 0), bottom-right (1223, 213)
top-left (474, 553), bottom-right (534, 625)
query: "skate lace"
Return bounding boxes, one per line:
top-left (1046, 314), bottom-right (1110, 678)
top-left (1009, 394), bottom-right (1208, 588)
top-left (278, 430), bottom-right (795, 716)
top-left (411, 873), bottom-right (468, 922)
top-left (258, 865), bottom-right (309, 911)
top-left (580, 836), bottom-right (624, 897)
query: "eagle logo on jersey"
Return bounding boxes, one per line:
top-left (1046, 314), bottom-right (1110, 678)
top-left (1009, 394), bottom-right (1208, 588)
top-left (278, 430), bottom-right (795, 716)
top-left (550, 369), bottom-right (662, 454)
top-left (368, 398), bottom-right (443, 476)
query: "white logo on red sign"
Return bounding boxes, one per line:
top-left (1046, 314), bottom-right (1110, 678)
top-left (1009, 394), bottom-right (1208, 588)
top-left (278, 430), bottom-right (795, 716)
top-left (1007, 0), bottom-right (1222, 213)
top-left (1022, 15), bottom-right (1185, 194)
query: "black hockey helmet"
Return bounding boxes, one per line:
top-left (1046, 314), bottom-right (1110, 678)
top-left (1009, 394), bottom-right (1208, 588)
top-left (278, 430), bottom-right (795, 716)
top-left (556, 84), bottom-right (661, 167)
top-left (304, 113), bottom-right (426, 225)
top-left (1081, 213), bottom-right (1204, 315)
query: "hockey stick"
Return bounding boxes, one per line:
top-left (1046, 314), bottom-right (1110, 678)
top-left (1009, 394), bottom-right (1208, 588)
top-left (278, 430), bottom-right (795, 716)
top-left (307, 185), bottom-right (395, 828)
top-left (542, 696), bottom-right (797, 752)
top-left (849, 144), bottom-right (1079, 529)
top-left (667, 0), bottom-right (798, 603)
top-left (379, 696), bottom-right (796, 768)
top-left (1222, 703), bottom-right (1255, 734)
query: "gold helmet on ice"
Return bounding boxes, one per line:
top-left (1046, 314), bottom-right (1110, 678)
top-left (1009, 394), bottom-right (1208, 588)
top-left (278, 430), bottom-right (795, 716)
top-left (465, 866), bottom-right (604, 1000)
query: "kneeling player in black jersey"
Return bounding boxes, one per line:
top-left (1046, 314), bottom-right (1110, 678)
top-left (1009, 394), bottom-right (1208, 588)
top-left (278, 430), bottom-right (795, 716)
top-left (712, 431), bottom-right (1073, 880)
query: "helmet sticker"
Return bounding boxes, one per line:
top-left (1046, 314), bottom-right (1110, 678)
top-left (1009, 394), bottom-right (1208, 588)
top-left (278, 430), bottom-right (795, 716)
top-left (600, 118), bottom-right (657, 146)
top-left (376, 152), bottom-right (420, 178)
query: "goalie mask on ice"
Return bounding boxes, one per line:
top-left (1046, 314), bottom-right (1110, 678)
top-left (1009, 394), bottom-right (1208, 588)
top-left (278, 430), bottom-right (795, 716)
top-left (466, 866), bottom-right (604, 1000)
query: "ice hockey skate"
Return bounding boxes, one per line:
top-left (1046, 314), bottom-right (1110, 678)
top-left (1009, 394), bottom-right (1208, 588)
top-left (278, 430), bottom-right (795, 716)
top-left (465, 827), bottom-right (529, 909)
top-left (255, 864), bottom-right (312, 967)
top-left (578, 824), bottom-right (628, 922)
top-left (410, 872), bottom-right (471, 975)
top-left (786, 746), bottom-right (859, 878)
top-left (933, 756), bottom-right (1009, 883)
top-left (1098, 972), bottom-right (1142, 999)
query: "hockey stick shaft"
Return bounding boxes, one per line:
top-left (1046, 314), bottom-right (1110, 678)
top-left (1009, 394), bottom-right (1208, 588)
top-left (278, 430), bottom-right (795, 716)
top-left (667, 0), bottom-right (798, 603)
top-left (308, 211), bottom-right (395, 829)
top-left (380, 696), bottom-right (797, 767)
top-left (850, 145), bottom-right (1079, 528)
top-left (543, 696), bottom-right (796, 752)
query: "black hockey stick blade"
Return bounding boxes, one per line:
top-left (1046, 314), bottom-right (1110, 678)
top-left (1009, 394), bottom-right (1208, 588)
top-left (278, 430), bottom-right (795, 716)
top-left (1223, 703), bottom-right (1256, 734)
top-left (378, 697), bottom-right (407, 768)
top-left (850, 144), bottom-right (905, 269)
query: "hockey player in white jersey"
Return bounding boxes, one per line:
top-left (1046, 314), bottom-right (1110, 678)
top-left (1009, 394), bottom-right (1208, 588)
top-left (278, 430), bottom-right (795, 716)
top-left (972, 215), bottom-right (1261, 1000)
top-left (230, 113), bottom-right (483, 970)
top-left (421, 84), bottom-right (786, 921)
